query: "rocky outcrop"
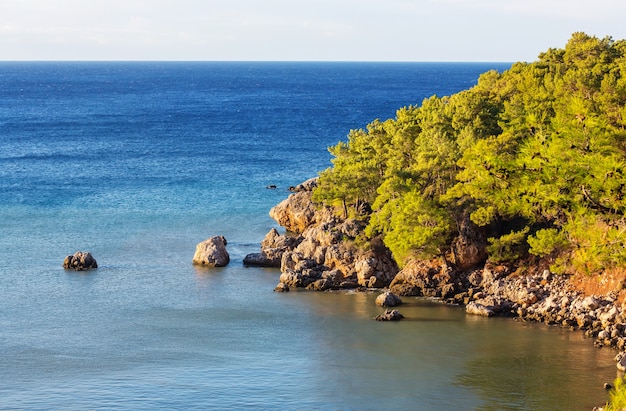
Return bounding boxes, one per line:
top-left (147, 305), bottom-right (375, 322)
top-left (263, 179), bottom-right (398, 291)
top-left (265, 179), bottom-right (626, 352)
top-left (192, 236), bottom-right (230, 267)
top-left (275, 207), bottom-right (397, 290)
top-left (63, 251), bottom-right (98, 271)
top-left (383, 253), bottom-right (626, 349)
top-left (269, 190), bottom-right (320, 234)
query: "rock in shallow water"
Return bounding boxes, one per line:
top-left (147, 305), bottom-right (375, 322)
top-left (375, 291), bottom-right (403, 307)
top-left (465, 301), bottom-right (496, 317)
top-left (375, 309), bottom-right (404, 321)
top-left (192, 236), bottom-right (230, 267)
top-left (63, 251), bottom-right (98, 271)
top-left (274, 282), bottom-right (290, 292)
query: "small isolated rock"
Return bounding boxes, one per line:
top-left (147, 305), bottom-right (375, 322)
top-left (192, 236), bottom-right (230, 267)
top-left (63, 251), bottom-right (98, 271)
top-left (274, 282), bottom-right (290, 292)
top-left (375, 309), bottom-right (404, 321)
top-left (375, 291), bottom-right (403, 307)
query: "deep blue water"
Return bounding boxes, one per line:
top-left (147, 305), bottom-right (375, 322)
top-left (0, 62), bottom-right (616, 410)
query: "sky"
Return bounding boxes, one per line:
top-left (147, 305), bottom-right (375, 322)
top-left (1, 0), bottom-right (625, 62)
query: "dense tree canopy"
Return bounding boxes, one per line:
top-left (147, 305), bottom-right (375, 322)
top-left (312, 33), bottom-right (626, 273)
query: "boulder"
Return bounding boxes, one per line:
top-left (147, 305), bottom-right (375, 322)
top-left (375, 309), bottom-right (404, 321)
top-left (389, 259), bottom-right (450, 297)
top-left (466, 301), bottom-right (496, 317)
top-left (192, 236), bottom-right (230, 267)
top-left (375, 291), bottom-right (403, 307)
top-left (269, 191), bottom-right (319, 234)
top-left (63, 251), bottom-right (98, 271)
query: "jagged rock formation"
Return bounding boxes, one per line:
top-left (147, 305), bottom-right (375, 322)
top-left (192, 236), bottom-right (230, 267)
top-left (253, 178), bottom-right (399, 291)
top-left (63, 251), bottom-right (98, 271)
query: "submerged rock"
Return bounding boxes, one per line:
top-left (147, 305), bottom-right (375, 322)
top-left (192, 236), bottom-right (230, 267)
top-left (63, 251), bottom-right (98, 271)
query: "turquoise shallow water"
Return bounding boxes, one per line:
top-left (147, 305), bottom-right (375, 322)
top-left (0, 62), bottom-right (617, 410)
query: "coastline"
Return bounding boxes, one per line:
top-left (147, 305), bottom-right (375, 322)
top-left (252, 179), bottom-right (626, 356)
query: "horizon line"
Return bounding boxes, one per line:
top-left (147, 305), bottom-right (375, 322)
top-left (0, 59), bottom-right (516, 64)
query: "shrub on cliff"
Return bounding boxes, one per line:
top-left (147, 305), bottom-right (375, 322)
top-left (313, 32), bottom-right (626, 273)
top-left (605, 377), bottom-right (626, 411)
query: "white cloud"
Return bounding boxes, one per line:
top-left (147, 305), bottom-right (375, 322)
top-left (0, 0), bottom-right (625, 60)
top-left (429, 0), bottom-right (626, 19)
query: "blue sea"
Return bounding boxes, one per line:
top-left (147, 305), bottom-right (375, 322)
top-left (0, 62), bottom-right (617, 410)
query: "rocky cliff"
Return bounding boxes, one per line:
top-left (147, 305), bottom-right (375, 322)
top-left (247, 178), bottom-right (398, 291)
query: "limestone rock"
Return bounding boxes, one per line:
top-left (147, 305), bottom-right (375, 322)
top-left (466, 301), bottom-right (496, 317)
top-left (269, 191), bottom-right (319, 234)
top-left (375, 291), bottom-right (403, 307)
top-left (192, 236), bottom-right (230, 267)
top-left (63, 251), bottom-right (98, 271)
top-left (389, 259), bottom-right (455, 298)
top-left (354, 239), bottom-right (398, 288)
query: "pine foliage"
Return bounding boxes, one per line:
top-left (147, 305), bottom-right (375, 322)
top-left (313, 33), bottom-right (626, 272)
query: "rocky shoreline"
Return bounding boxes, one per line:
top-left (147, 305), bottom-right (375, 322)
top-left (246, 179), bottom-right (626, 359)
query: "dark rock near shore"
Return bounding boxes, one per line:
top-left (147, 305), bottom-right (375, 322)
top-left (63, 251), bottom-right (98, 271)
top-left (192, 236), bottom-right (230, 267)
top-left (375, 309), bottom-right (404, 321)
